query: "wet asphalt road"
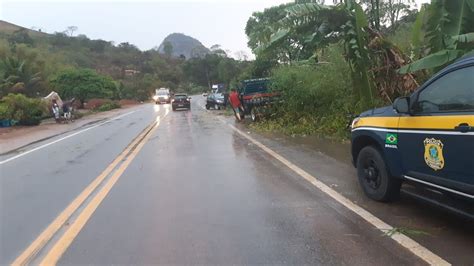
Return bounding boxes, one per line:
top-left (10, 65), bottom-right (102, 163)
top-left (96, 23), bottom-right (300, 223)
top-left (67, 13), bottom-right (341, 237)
top-left (0, 98), bottom-right (471, 264)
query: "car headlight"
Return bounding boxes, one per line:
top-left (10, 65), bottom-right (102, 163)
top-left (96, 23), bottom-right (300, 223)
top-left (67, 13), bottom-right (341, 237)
top-left (216, 99), bottom-right (223, 103)
top-left (351, 117), bottom-right (360, 129)
top-left (153, 96), bottom-right (158, 101)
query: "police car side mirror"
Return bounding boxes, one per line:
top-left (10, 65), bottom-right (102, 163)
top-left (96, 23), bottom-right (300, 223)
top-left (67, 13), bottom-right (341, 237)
top-left (393, 96), bottom-right (410, 114)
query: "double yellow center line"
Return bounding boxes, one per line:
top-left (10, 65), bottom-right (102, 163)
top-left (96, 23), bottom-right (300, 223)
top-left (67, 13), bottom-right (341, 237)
top-left (13, 115), bottom-right (163, 266)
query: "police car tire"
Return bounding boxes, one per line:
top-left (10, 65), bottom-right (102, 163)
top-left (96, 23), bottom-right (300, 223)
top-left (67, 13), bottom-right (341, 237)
top-left (356, 146), bottom-right (401, 202)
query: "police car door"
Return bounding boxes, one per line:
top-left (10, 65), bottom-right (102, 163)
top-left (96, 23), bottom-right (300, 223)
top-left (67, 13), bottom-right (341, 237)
top-left (397, 65), bottom-right (474, 198)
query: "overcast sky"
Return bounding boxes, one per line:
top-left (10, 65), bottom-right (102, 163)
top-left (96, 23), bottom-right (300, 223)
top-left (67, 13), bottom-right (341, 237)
top-left (1, 0), bottom-right (429, 58)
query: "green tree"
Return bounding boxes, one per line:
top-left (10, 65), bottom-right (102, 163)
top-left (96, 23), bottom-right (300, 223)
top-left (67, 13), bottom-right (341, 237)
top-left (122, 74), bottom-right (160, 101)
top-left (8, 29), bottom-right (34, 47)
top-left (182, 54), bottom-right (222, 88)
top-left (210, 44), bottom-right (227, 57)
top-left (50, 32), bottom-right (70, 48)
top-left (163, 41), bottom-right (174, 57)
top-left (50, 68), bottom-right (115, 106)
top-left (245, 3), bottom-right (304, 63)
top-left (89, 39), bottom-right (110, 53)
top-left (217, 58), bottom-right (238, 85)
top-left (65, 26), bottom-right (78, 37)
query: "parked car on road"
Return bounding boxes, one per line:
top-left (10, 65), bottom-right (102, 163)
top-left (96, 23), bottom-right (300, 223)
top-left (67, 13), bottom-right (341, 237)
top-left (206, 91), bottom-right (225, 110)
top-left (351, 56), bottom-right (474, 204)
top-left (172, 94), bottom-right (191, 111)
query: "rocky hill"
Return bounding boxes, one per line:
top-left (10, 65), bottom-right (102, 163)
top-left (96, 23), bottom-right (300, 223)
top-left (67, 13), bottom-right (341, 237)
top-left (0, 20), bottom-right (48, 37)
top-left (158, 33), bottom-right (209, 59)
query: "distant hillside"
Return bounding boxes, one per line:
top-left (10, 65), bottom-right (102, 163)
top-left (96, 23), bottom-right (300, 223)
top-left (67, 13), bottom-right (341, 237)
top-left (0, 20), bottom-right (48, 37)
top-left (158, 33), bottom-right (209, 59)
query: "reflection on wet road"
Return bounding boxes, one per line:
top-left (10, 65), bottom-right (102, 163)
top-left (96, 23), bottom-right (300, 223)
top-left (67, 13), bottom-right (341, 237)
top-left (1, 98), bottom-right (472, 265)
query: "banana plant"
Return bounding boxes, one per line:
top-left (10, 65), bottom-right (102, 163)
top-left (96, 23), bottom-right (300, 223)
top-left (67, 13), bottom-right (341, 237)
top-left (341, 3), bottom-right (376, 105)
top-left (264, 1), bottom-right (377, 106)
top-left (400, 0), bottom-right (474, 73)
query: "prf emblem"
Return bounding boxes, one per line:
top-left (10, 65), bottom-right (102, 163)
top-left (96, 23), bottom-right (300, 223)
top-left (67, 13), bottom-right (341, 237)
top-left (423, 138), bottom-right (445, 171)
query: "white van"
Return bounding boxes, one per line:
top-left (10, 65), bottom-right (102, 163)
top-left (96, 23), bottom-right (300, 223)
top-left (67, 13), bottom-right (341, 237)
top-left (153, 88), bottom-right (171, 104)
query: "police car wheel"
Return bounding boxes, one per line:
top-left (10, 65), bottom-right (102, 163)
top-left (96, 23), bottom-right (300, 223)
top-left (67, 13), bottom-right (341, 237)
top-left (356, 146), bottom-right (401, 202)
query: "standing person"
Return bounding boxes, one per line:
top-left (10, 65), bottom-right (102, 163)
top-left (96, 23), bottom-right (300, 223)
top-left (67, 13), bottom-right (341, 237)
top-left (62, 98), bottom-right (75, 122)
top-left (229, 88), bottom-right (243, 121)
top-left (52, 99), bottom-right (60, 123)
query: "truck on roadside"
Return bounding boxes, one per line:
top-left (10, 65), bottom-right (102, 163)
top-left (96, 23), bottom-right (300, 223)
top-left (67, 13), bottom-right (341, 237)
top-left (238, 78), bottom-right (280, 122)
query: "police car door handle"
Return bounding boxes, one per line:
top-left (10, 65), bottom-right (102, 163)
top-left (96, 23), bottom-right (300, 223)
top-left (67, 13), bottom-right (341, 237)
top-left (454, 123), bottom-right (473, 133)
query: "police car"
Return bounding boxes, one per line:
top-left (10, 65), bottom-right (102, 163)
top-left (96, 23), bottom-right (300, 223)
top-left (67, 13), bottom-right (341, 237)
top-left (351, 56), bottom-right (473, 202)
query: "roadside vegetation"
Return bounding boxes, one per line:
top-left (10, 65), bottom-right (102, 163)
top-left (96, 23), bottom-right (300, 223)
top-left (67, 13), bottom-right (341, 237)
top-left (243, 0), bottom-right (474, 139)
top-left (0, 26), bottom-right (248, 125)
top-left (1, 0), bottom-right (472, 133)
top-left (0, 93), bottom-right (47, 126)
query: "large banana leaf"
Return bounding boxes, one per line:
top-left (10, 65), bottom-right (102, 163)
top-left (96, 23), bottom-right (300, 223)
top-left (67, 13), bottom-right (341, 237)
top-left (453, 32), bottom-right (474, 43)
top-left (424, 0), bottom-right (474, 50)
top-left (402, 0), bottom-right (474, 72)
top-left (399, 49), bottom-right (462, 73)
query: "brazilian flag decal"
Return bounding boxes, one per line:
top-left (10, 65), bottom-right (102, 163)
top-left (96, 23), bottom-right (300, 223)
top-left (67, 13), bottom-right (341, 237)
top-left (385, 133), bottom-right (398, 145)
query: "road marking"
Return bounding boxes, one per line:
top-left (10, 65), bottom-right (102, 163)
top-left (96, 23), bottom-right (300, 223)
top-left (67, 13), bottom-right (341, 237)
top-left (39, 117), bottom-right (161, 265)
top-left (0, 111), bottom-right (137, 165)
top-left (224, 121), bottom-right (450, 266)
top-left (11, 114), bottom-right (155, 266)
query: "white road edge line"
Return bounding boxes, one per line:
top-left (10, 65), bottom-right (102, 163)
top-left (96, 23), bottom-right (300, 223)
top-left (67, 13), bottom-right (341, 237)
top-left (205, 105), bottom-right (450, 265)
top-left (0, 111), bottom-right (137, 165)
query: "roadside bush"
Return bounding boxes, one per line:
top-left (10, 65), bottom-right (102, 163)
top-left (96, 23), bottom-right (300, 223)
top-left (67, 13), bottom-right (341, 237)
top-left (85, 98), bottom-right (121, 111)
top-left (0, 93), bottom-right (47, 125)
top-left (84, 98), bottom-right (106, 110)
top-left (0, 103), bottom-right (10, 120)
top-left (119, 99), bottom-right (139, 106)
top-left (96, 101), bottom-right (121, 112)
top-left (255, 45), bottom-right (356, 138)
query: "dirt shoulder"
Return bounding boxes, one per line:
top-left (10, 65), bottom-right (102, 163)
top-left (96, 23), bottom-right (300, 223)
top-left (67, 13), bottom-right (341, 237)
top-left (0, 104), bottom-right (145, 154)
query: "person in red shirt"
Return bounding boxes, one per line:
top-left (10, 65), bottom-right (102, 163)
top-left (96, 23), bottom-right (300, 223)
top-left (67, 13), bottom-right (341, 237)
top-left (228, 88), bottom-right (243, 121)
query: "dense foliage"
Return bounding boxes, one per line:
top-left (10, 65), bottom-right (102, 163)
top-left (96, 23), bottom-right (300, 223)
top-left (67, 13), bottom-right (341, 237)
top-left (400, 0), bottom-right (474, 73)
top-left (244, 0), bottom-right (472, 138)
top-left (0, 93), bottom-right (47, 125)
top-left (1, 0), bottom-right (470, 136)
top-left (50, 68), bottom-right (115, 106)
top-left (0, 26), bottom-right (249, 102)
top-left (259, 46), bottom-right (354, 137)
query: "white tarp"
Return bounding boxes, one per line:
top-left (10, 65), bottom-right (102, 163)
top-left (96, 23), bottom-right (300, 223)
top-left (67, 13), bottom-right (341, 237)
top-left (43, 91), bottom-right (63, 107)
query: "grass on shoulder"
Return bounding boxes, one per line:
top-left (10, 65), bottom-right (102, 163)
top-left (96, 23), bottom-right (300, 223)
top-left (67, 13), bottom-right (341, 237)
top-left (249, 113), bottom-right (350, 141)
